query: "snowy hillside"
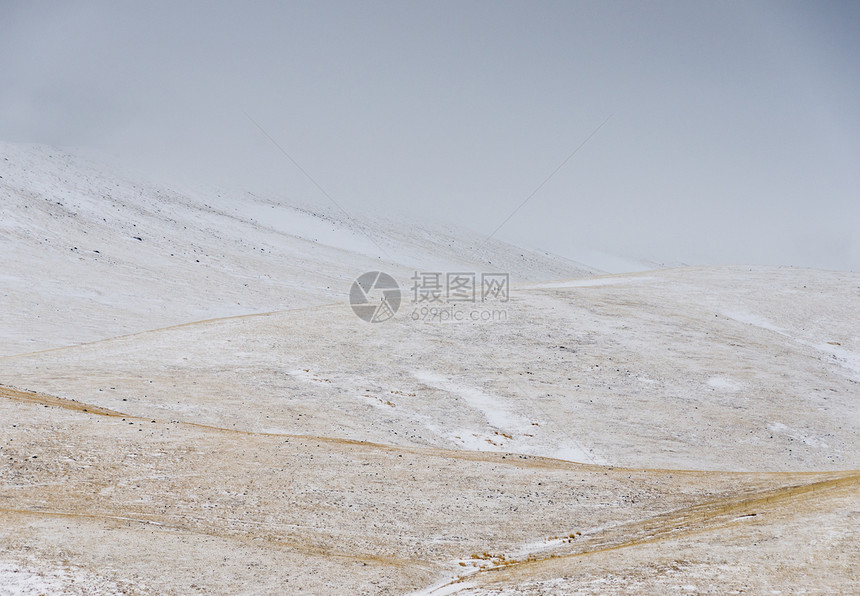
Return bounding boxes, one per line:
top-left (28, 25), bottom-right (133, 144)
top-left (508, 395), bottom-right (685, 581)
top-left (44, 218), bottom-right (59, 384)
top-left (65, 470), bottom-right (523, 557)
top-left (0, 142), bottom-right (858, 594)
top-left (0, 142), bottom-right (596, 356)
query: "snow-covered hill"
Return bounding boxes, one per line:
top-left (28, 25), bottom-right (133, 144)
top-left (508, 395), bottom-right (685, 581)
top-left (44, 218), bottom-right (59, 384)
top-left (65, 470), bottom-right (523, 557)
top-left (0, 141), bottom-right (596, 356)
top-left (0, 142), bottom-right (858, 594)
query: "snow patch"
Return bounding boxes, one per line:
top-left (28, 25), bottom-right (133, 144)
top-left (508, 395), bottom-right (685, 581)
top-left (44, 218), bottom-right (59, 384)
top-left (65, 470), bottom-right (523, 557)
top-left (531, 275), bottom-right (652, 289)
top-left (706, 377), bottom-right (742, 392)
top-left (413, 370), bottom-right (529, 433)
top-left (722, 311), bottom-right (786, 334)
top-left (0, 561), bottom-right (126, 596)
top-left (412, 579), bottom-right (478, 596)
top-left (242, 202), bottom-right (383, 258)
top-left (807, 341), bottom-right (860, 382)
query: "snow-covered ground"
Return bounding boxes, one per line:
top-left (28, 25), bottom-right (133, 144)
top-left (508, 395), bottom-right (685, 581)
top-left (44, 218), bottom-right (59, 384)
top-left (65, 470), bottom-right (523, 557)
top-left (0, 142), bottom-right (857, 594)
top-left (0, 141), bottom-right (596, 356)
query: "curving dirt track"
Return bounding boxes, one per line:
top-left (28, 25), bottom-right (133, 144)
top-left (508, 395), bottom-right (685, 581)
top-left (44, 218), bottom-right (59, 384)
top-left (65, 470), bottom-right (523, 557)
top-left (2, 382), bottom-right (858, 594)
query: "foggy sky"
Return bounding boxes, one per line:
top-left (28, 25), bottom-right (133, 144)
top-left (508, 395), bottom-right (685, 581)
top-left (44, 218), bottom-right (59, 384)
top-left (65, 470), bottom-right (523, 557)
top-left (2, 1), bottom-right (858, 271)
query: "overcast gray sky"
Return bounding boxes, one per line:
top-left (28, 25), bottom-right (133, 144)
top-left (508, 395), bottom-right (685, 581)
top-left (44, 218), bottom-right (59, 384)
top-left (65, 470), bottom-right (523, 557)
top-left (2, 1), bottom-right (858, 271)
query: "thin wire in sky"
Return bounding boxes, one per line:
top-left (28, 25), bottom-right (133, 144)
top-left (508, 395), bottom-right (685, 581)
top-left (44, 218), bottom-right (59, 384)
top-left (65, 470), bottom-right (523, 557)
top-left (478, 115), bottom-right (612, 250)
top-left (245, 112), bottom-right (392, 260)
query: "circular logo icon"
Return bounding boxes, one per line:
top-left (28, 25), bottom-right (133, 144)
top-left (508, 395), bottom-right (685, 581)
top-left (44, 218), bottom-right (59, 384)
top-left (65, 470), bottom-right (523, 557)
top-left (350, 271), bottom-right (401, 323)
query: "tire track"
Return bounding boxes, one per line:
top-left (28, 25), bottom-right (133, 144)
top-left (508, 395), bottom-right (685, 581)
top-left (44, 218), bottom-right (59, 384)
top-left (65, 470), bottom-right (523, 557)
top-left (0, 384), bottom-right (617, 472)
top-left (0, 385), bottom-right (126, 417)
top-left (2, 384), bottom-right (854, 478)
top-left (0, 302), bottom-right (340, 361)
top-left (0, 506), bottom-right (422, 569)
top-left (428, 470), bottom-right (860, 593)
